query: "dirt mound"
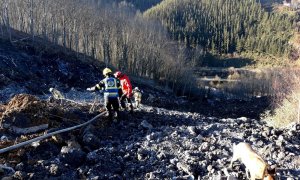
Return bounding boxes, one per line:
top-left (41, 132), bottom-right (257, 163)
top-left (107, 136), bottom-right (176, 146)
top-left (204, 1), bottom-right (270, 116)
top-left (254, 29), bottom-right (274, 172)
top-left (5, 94), bottom-right (45, 110)
top-left (0, 94), bottom-right (48, 134)
top-left (0, 93), bottom-right (103, 135)
top-left (0, 104), bottom-right (5, 116)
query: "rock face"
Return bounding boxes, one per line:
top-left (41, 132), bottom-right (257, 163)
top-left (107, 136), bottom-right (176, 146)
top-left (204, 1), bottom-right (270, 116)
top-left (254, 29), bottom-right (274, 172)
top-left (60, 145), bottom-right (86, 167)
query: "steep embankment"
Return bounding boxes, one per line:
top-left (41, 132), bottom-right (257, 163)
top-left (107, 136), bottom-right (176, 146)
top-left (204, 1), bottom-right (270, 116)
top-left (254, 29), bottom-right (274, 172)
top-left (0, 39), bottom-right (104, 102)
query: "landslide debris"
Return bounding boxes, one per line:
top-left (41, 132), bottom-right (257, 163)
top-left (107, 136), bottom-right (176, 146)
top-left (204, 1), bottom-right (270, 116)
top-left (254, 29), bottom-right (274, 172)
top-left (0, 34), bottom-right (298, 180)
top-left (0, 39), bottom-right (104, 102)
top-left (0, 92), bottom-right (299, 179)
top-left (0, 93), bottom-right (103, 131)
top-left (0, 94), bottom-right (48, 134)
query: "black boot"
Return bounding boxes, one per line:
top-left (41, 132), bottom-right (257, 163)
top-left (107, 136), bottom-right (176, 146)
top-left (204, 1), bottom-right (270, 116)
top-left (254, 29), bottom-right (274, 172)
top-left (116, 111), bottom-right (121, 122)
top-left (129, 103), bottom-right (134, 114)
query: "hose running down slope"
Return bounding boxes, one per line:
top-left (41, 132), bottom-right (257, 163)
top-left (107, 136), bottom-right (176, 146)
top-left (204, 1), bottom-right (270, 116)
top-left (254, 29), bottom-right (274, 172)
top-left (0, 111), bottom-right (106, 154)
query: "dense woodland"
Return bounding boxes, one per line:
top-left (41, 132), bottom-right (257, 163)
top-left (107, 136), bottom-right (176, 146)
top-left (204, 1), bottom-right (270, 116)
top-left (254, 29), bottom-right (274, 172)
top-left (119, 0), bottom-right (162, 11)
top-left (145, 0), bottom-right (298, 57)
top-left (0, 0), bottom-right (196, 95)
top-left (91, 0), bottom-right (162, 11)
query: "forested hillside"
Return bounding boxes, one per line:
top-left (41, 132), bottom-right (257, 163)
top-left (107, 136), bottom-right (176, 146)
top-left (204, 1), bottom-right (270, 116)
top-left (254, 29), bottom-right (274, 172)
top-left (259, 0), bottom-right (283, 9)
top-left (145, 0), bottom-right (298, 59)
top-left (0, 0), bottom-right (194, 94)
top-left (121, 0), bottom-right (162, 11)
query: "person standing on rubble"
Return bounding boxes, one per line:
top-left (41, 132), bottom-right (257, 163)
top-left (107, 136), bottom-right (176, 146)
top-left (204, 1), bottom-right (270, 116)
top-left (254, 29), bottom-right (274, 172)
top-left (114, 71), bottom-right (134, 113)
top-left (132, 87), bottom-right (143, 108)
top-left (87, 68), bottom-right (120, 121)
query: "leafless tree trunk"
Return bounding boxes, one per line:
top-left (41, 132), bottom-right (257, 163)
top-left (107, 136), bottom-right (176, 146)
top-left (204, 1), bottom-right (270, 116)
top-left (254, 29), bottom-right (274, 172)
top-left (41, 0), bottom-right (48, 39)
top-left (4, 1), bottom-right (11, 42)
top-left (29, 0), bottom-right (34, 42)
top-left (62, 12), bottom-right (66, 48)
top-left (0, 23), bottom-right (3, 37)
top-left (0, 2), bottom-right (3, 37)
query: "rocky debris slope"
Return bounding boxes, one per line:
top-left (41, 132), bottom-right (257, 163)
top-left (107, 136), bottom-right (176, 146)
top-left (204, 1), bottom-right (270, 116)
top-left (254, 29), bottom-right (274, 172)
top-left (0, 94), bottom-right (299, 179)
top-left (0, 94), bottom-right (103, 148)
top-left (88, 107), bottom-right (299, 179)
top-left (0, 94), bottom-right (48, 134)
top-left (0, 36), bottom-right (270, 120)
top-left (0, 39), bottom-right (104, 103)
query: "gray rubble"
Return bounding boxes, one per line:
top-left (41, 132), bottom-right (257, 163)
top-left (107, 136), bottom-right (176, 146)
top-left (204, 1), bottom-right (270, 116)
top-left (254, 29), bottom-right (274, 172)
top-left (1, 102), bottom-right (299, 179)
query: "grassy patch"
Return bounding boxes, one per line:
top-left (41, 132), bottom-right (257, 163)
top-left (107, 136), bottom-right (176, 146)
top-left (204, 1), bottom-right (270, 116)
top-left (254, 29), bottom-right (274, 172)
top-left (262, 91), bottom-right (300, 127)
top-left (261, 69), bottom-right (300, 127)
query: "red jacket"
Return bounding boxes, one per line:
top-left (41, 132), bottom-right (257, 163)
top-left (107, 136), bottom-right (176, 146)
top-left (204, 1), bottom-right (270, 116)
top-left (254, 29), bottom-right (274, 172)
top-left (119, 74), bottom-right (132, 98)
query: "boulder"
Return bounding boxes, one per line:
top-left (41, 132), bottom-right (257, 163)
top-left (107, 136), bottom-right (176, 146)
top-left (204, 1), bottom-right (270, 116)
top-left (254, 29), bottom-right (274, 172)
top-left (140, 120), bottom-right (153, 130)
top-left (0, 165), bottom-right (15, 177)
top-left (60, 145), bottom-right (86, 167)
top-left (82, 125), bottom-right (100, 150)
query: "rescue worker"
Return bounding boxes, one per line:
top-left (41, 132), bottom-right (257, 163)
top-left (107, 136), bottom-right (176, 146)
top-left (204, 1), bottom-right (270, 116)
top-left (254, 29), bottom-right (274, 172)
top-left (87, 68), bottom-right (120, 121)
top-left (49, 87), bottom-right (65, 100)
top-left (132, 87), bottom-right (142, 108)
top-left (114, 71), bottom-right (134, 113)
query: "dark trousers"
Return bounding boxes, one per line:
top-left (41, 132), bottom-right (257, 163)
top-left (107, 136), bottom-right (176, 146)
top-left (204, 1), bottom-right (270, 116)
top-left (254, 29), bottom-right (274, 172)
top-left (105, 97), bottom-right (120, 121)
top-left (120, 95), bottom-right (133, 112)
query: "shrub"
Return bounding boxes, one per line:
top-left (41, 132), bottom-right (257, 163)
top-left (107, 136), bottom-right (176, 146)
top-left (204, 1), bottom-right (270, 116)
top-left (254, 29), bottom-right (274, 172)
top-left (261, 69), bottom-right (300, 127)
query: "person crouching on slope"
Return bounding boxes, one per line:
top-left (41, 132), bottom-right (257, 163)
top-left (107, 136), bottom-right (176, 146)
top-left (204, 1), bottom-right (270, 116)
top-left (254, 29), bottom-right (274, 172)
top-left (114, 71), bottom-right (134, 113)
top-left (87, 68), bottom-right (120, 122)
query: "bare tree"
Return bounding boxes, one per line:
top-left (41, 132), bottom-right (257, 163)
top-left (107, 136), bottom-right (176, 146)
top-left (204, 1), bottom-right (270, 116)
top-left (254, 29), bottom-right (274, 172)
top-left (28, 0), bottom-right (34, 42)
top-left (2, 0), bottom-right (196, 95)
top-left (2, 0), bottom-right (11, 41)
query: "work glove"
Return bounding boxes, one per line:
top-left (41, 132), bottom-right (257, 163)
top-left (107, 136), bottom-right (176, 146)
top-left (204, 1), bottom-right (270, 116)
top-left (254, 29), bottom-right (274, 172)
top-left (87, 87), bottom-right (96, 91)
